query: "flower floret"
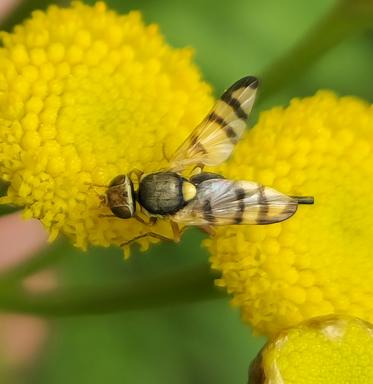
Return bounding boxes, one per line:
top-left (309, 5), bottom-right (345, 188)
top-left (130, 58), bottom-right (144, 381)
top-left (0, 2), bottom-right (213, 251)
top-left (206, 91), bottom-right (373, 335)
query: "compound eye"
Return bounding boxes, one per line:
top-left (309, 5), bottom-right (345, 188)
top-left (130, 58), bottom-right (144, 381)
top-left (110, 206), bottom-right (133, 219)
top-left (109, 175), bottom-right (126, 187)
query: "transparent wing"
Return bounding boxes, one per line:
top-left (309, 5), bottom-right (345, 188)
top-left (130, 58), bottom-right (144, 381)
top-left (173, 178), bottom-right (298, 226)
top-left (169, 76), bottom-right (259, 171)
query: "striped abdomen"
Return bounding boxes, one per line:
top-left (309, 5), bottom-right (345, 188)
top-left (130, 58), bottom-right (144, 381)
top-left (173, 178), bottom-right (299, 226)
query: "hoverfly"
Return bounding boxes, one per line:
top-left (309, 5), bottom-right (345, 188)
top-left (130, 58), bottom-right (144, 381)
top-left (104, 76), bottom-right (313, 247)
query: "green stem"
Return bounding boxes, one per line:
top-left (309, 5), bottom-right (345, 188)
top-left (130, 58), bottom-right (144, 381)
top-left (0, 263), bottom-right (223, 316)
top-left (260, 0), bottom-right (373, 101)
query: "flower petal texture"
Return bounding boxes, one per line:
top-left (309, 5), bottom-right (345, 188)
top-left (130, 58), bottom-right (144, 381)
top-left (0, 2), bottom-right (212, 251)
top-left (248, 315), bottom-right (373, 384)
top-left (206, 91), bottom-right (373, 335)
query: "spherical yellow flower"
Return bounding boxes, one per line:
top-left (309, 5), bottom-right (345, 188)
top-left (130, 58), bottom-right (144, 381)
top-left (206, 91), bottom-right (373, 335)
top-left (0, 2), bottom-right (212, 251)
top-left (248, 315), bottom-right (373, 384)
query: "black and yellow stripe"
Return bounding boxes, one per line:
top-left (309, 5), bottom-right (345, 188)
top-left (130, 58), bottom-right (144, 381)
top-left (190, 132), bottom-right (208, 155)
top-left (173, 178), bottom-right (313, 227)
top-left (226, 76), bottom-right (259, 92)
top-left (255, 184), bottom-right (270, 224)
top-left (202, 198), bottom-right (215, 223)
top-left (207, 111), bottom-right (237, 143)
top-left (221, 92), bottom-right (248, 120)
top-left (170, 76), bottom-right (259, 170)
top-left (206, 76), bottom-right (259, 143)
top-left (233, 187), bottom-right (246, 224)
top-left (222, 76), bottom-right (258, 117)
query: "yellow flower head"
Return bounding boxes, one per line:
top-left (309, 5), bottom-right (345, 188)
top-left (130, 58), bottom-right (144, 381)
top-left (206, 91), bottom-right (373, 335)
top-left (0, 2), bottom-right (212, 250)
top-left (249, 315), bottom-right (373, 384)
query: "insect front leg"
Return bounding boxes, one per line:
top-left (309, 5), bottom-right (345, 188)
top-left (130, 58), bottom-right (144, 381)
top-left (120, 231), bottom-right (176, 248)
top-left (120, 220), bottom-right (186, 248)
top-left (86, 183), bottom-right (107, 206)
top-left (85, 182), bottom-right (107, 188)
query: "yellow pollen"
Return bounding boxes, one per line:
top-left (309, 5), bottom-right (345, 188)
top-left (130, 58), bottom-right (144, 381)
top-left (249, 315), bottom-right (373, 384)
top-left (0, 2), bottom-right (213, 251)
top-left (205, 91), bottom-right (373, 336)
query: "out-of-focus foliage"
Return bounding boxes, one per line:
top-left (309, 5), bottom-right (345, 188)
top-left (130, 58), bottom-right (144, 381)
top-left (31, 234), bottom-right (264, 384)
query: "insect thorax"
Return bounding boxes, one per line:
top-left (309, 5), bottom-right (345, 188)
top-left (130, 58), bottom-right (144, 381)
top-left (138, 172), bottom-right (196, 215)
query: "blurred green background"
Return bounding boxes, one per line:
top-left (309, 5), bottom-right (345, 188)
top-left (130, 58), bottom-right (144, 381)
top-left (1, 0), bottom-right (372, 383)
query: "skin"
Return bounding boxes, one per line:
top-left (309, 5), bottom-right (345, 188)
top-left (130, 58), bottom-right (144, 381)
top-left (0, 212), bottom-right (52, 371)
top-left (0, 0), bottom-right (21, 21)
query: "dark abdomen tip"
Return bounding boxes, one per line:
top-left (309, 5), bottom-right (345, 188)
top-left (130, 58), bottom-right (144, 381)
top-left (291, 196), bottom-right (314, 205)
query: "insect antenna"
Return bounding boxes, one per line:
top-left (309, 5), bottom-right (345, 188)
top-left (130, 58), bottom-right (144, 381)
top-left (85, 182), bottom-right (107, 206)
top-left (162, 142), bottom-right (170, 162)
top-left (290, 196), bottom-right (314, 205)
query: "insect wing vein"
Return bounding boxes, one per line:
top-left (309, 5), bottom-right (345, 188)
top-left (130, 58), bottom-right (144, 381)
top-left (169, 76), bottom-right (259, 171)
top-left (173, 179), bottom-right (298, 226)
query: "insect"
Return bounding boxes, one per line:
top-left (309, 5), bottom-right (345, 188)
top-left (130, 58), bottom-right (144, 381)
top-left (103, 76), bottom-right (314, 247)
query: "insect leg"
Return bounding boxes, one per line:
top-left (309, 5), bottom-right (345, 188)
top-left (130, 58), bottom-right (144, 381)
top-left (85, 182), bottom-right (107, 188)
top-left (190, 165), bottom-right (204, 177)
top-left (134, 214), bottom-right (157, 226)
top-left (198, 225), bottom-right (216, 236)
top-left (120, 221), bottom-right (188, 252)
top-left (86, 183), bottom-right (107, 206)
top-left (128, 169), bottom-right (144, 184)
top-left (170, 220), bottom-right (189, 242)
top-left (162, 142), bottom-right (170, 162)
top-left (120, 231), bottom-right (177, 247)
